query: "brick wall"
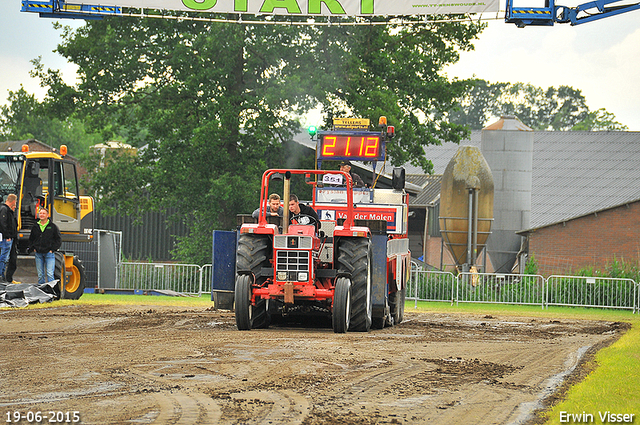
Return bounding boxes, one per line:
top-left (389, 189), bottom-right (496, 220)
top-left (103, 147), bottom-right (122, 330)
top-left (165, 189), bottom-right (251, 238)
top-left (528, 201), bottom-right (640, 276)
top-left (422, 235), bottom-right (485, 273)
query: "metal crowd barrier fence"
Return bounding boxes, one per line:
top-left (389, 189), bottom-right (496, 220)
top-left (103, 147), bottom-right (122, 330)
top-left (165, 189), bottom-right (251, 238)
top-left (408, 268), bottom-right (456, 306)
top-left (112, 260), bottom-right (640, 313)
top-left (409, 267), bottom-right (639, 313)
top-left (62, 229), bottom-right (123, 289)
top-left (457, 272), bottom-right (546, 307)
top-left (118, 262), bottom-right (206, 295)
top-left (200, 264), bottom-right (212, 295)
top-left (546, 275), bottom-right (638, 312)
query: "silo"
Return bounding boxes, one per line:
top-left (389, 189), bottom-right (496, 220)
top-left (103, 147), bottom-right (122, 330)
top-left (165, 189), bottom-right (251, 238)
top-left (439, 146), bottom-right (494, 268)
top-left (481, 116), bottom-right (533, 273)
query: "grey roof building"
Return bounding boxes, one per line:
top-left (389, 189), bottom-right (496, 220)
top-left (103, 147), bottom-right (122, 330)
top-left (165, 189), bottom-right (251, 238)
top-left (405, 174), bottom-right (442, 208)
top-left (403, 130), bottom-right (640, 231)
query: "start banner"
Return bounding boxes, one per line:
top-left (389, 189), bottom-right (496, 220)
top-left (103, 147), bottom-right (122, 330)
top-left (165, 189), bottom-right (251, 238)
top-left (91, 0), bottom-right (499, 16)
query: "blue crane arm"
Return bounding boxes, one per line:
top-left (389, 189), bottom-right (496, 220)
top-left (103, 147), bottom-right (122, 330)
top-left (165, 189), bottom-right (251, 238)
top-left (506, 0), bottom-right (640, 26)
top-left (21, 0), bottom-right (121, 19)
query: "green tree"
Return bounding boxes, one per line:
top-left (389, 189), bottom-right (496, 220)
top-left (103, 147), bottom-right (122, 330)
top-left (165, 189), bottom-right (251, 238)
top-left (311, 20), bottom-right (484, 173)
top-left (451, 79), bottom-right (628, 131)
top-left (524, 253), bottom-right (538, 275)
top-left (49, 18), bottom-right (325, 263)
top-left (571, 108), bottom-right (629, 131)
top-left (0, 85), bottom-right (102, 154)
top-left (40, 16), bottom-right (483, 263)
top-left (448, 79), bottom-right (504, 129)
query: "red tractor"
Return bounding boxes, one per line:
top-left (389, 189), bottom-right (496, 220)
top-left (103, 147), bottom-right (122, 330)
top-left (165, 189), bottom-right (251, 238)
top-left (234, 167), bottom-right (410, 333)
top-left (231, 117), bottom-right (410, 332)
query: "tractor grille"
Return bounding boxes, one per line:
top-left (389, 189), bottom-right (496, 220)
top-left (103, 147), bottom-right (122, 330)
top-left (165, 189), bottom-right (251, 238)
top-left (276, 250), bottom-right (310, 282)
top-left (274, 235), bottom-right (312, 249)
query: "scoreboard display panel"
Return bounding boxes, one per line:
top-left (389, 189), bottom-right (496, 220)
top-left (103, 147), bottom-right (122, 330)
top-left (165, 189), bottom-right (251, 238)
top-left (317, 133), bottom-right (384, 161)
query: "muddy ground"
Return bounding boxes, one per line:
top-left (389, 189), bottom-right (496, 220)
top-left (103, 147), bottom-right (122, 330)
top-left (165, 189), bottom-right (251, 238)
top-left (0, 304), bottom-right (626, 425)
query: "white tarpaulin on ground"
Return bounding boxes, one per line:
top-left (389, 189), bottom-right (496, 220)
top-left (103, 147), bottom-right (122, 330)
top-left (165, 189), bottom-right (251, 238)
top-left (89, 0), bottom-right (499, 16)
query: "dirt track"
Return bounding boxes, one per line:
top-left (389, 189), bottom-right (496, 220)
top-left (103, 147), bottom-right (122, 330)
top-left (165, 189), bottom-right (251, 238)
top-left (0, 304), bottom-right (626, 424)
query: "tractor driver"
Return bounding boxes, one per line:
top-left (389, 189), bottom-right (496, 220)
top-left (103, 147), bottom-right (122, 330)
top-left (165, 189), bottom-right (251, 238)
top-left (288, 194), bottom-right (320, 232)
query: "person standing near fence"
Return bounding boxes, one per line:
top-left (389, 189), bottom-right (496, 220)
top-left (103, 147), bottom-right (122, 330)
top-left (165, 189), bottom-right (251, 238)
top-left (27, 208), bottom-right (62, 284)
top-left (0, 194), bottom-right (18, 283)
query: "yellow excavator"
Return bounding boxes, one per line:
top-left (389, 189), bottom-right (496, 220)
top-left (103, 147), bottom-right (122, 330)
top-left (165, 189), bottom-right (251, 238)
top-left (1, 144), bottom-right (94, 299)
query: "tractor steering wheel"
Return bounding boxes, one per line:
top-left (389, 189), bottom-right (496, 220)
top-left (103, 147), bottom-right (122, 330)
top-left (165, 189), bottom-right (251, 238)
top-left (290, 213), bottom-right (320, 230)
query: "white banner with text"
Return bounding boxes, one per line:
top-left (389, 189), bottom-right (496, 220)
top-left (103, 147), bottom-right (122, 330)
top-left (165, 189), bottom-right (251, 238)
top-left (90, 0), bottom-right (499, 16)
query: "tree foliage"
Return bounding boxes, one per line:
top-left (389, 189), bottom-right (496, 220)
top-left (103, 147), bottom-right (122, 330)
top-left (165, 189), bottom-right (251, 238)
top-left (0, 85), bottom-right (102, 153)
top-left (33, 16), bottom-right (483, 263)
top-left (309, 20), bottom-right (484, 173)
top-left (55, 18), bottom-right (320, 262)
top-left (450, 79), bottom-right (628, 131)
top-left (571, 108), bottom-right (629, 131)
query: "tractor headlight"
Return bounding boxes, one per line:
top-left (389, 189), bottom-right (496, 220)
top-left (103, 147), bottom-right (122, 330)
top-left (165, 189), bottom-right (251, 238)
top-left (298, 272), bottom-right (308, 282)
top-left (277, 272), bottom-right (287, 281)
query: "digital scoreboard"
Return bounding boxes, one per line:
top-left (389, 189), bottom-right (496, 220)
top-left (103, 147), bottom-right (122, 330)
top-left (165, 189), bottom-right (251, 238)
top-left (317, 134), bottom-right (384, 161)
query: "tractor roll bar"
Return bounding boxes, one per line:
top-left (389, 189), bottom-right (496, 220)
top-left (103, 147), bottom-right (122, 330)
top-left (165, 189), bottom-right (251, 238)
top-left (258, 169), bottom-right (354, 230)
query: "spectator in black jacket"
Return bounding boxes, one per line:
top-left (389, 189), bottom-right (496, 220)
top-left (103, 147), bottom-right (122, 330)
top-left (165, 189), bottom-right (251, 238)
top-left (28, 208), bottom-right (62, 284)
top-left (0, 194), bottom-right (18, 282)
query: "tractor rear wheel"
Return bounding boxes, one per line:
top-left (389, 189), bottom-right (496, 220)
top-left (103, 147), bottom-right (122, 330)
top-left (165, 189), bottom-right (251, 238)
top-left (235, 234), bottom-right (271, 329)
top-left (390, 288), bottom-right (405, 325)
top-left (332, 277), bottom-right (351, 333)
top-left (55, 254), bottom-right (86, 300)
top-left (337, 238), bottom-right (372, 332)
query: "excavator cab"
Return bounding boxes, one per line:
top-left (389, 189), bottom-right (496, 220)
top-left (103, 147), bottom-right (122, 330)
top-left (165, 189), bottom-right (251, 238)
top-left (18, 157), bottom-right (86, 240)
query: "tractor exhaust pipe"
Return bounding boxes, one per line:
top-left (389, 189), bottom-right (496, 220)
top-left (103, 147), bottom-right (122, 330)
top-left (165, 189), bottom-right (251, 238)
top-left (283, 172), bottom-right (291, 234)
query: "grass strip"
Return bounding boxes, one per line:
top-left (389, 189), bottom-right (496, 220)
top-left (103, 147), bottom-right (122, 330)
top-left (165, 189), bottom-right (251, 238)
top-left (542, 322), bottom-right (640, 424)
top-left (0, 292), bottom-right (215, 310)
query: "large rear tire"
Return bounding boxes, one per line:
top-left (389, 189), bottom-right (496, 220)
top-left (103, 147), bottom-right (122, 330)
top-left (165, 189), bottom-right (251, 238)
top-left (55, 254), bottom-right (85, 300)
top-left (390, 288), bottom-right (405, 325)
top-left (235, 234), bottom-right (271, 330)
top-left (332, 277), bottom-right (351, 333)
top-left (236, 234), bottom-right (270, 279)
top-left (337, 238), bottom-right (372, 332)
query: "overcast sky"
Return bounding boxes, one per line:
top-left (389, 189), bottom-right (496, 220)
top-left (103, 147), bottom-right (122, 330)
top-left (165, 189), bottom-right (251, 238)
top-left (1, 4), bottom-right (639, 130)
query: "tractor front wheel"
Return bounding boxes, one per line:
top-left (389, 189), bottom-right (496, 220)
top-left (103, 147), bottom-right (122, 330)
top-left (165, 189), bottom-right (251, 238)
top-left (332, 277), bottom-right (351, 333)
top-left (235, 234), bottom-right (271, 330)
top-left (235, 274), bottom-right (253, 330)
top-left (234, 275), bottom-right (270, 330)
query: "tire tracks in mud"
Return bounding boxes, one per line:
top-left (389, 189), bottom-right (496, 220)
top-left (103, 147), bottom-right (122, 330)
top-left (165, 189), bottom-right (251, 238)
top-left (0, 306), bottom-right (626, 425)
top-left (132, 388), bottom-right (309, 424)
top-left (150, 391), bottom-right (221, 424)
top-left (226, 390), bottom-right (310, 425)
top-left (126, 361), bottom-right (311, 424)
